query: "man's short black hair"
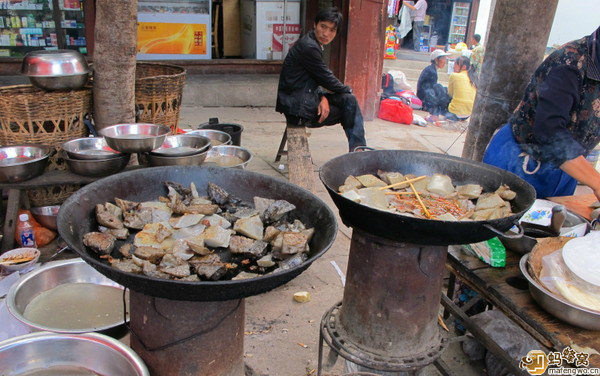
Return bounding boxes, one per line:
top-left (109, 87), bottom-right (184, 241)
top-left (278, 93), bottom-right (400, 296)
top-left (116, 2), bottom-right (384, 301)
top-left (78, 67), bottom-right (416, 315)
top-left (315, 7), bottom-right (343, 29)
top-left (473, 34), bottom-right (481, 43)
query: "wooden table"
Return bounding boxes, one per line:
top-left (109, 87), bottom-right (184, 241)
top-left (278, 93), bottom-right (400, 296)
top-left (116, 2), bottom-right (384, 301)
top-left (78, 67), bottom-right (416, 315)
top-left (0, 167), bottom-right (141, 251)
top-left (548, 194), bottom-right (597, 221)
top-left (446, 247), bottom-right (600, 368)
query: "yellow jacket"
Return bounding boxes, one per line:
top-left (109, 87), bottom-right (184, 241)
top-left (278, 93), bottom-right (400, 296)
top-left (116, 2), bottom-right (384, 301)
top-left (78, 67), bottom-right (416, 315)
top-left (448, 70), bottom-right (476, 117)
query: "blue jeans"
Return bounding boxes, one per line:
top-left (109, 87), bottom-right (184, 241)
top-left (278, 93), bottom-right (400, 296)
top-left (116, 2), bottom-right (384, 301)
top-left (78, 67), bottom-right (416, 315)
top-left (483, 124), bottom-right (577, 198)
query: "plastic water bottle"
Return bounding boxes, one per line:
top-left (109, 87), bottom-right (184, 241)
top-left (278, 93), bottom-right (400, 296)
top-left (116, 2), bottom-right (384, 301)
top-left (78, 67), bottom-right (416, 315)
top-left (16, 214), bottom-right (37, 247)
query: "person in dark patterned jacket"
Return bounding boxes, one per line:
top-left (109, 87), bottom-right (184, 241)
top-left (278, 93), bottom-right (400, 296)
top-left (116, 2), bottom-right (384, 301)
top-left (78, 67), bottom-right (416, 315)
top-left (483, 26), bottom-right (600, 200)
top-left (276, 7), bottom-right (366, 152)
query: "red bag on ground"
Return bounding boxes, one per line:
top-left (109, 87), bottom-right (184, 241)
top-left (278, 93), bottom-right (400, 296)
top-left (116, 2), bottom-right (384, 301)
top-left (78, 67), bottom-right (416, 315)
top-left (378, 98), bottom-right (413, 124)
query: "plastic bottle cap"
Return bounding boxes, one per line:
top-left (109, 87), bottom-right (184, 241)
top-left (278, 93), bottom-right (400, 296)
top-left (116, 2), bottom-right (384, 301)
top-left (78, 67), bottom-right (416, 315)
top-left (19, 214), bottom-right (29, 221)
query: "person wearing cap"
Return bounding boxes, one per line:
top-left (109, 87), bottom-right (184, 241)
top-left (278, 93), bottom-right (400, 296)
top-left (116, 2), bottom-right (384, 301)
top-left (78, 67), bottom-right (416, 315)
top-left (416, 49), bottom-right (451, 118)
top-left (483, 26), bottom-right (600, 201)
top-left (276, 7), bottom-right (367, 152)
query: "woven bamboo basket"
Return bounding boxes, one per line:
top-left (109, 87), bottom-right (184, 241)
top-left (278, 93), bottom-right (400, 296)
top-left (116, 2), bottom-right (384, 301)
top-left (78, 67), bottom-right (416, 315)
top-left (135, 63), bottom-right (186, 133)
top-left (0, 84), bottom-right (92, 206)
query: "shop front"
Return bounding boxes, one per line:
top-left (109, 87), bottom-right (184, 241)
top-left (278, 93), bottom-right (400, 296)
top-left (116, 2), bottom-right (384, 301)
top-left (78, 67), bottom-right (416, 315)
top-left (388, 0), bottom-right (479, 52)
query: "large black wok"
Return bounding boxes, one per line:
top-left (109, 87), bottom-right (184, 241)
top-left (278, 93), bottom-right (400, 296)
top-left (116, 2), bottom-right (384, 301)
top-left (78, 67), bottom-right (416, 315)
top-left (319, 150), bottom-right (536, 245)
top-left (58, 166), bottom-right (337, 301)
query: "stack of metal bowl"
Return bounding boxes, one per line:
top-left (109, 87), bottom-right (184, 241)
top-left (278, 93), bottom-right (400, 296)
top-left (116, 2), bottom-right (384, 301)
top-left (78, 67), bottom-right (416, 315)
top-left (147, 134), bottom-right (212, 166)
top-left (204, 145), bottom-right (252, 169)
top-left (0, 145), bottom-right (51, 183)
top-left (98, 123), bottom-right (171, 154)
top-left (62, 137), bottom-right (129, 177)
top-left (21, 50), bottom-right (90, 91)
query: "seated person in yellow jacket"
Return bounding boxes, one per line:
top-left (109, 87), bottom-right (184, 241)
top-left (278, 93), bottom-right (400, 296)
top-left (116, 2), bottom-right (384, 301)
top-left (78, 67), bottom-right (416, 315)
top-left (446, 56), bottom-right (477, 120)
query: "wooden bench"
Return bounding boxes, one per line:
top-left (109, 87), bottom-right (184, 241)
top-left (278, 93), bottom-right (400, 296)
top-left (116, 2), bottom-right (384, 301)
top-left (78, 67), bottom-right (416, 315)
top-left (274, 123), bottom-right (316, 192)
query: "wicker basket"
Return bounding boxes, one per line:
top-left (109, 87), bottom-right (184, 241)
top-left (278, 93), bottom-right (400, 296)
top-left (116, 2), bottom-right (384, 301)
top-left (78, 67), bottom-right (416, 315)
top-left (135, 63), bottom-right (186, 133)
top-left (0, 84), bottom-right (92, 206)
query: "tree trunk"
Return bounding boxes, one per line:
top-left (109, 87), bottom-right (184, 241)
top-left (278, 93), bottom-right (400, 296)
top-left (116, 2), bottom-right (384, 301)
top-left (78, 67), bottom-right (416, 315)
top-left (93, 0), bottom-right (138, 130)
top-left (461, 0), bottom-right (558, 161)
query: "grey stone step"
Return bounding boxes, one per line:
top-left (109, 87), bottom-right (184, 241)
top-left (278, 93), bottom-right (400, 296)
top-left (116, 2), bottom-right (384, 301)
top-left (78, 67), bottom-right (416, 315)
top-left (383, 66), bottom-right (450, 84)
top-left (182, 74), bottom-right (278, 107)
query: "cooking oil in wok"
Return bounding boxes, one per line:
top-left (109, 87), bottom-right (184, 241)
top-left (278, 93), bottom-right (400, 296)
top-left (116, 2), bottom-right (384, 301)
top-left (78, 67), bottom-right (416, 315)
top-left (21, 365), bottom-right (101, 376)
top-left (23, 283), bottom-right (128, 330)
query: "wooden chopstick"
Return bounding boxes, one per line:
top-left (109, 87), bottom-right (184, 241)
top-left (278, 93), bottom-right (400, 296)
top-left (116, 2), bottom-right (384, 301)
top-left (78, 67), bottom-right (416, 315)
top-left (378, 175), bottom-right (426, 190)
top-left (385, 191), bottom-right (424, 196)
top-left (407, 178), bottom-right (433, 219)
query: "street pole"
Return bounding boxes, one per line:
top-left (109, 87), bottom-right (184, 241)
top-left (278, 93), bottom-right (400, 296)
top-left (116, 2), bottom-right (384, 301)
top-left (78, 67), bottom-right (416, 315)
top-left (462, 0), bottom-right (558, 161)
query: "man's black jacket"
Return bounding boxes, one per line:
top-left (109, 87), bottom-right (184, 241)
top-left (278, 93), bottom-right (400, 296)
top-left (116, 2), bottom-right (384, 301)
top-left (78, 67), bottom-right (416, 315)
top-left (276, 31), bottom-right (351, 120)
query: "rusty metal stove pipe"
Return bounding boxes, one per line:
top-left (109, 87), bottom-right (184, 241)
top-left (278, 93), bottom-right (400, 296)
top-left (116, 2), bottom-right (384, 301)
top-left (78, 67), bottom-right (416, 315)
top-left (338, 229), bottom-right (447, 356)
top-left (130, 291), bottom-right (245, 376)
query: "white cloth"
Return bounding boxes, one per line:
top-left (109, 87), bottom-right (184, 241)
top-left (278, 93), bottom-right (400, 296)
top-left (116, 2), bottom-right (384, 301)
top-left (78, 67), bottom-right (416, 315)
top-left (397, 6), bottom-right (413, 39)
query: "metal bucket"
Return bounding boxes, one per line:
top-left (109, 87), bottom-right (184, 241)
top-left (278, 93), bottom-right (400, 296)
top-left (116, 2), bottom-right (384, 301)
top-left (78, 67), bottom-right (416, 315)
top-left (199, 118), bottom-right (243, 146)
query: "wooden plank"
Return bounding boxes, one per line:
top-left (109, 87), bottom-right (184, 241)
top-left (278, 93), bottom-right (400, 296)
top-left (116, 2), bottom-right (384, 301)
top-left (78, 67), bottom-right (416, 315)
top-left (286, 125), bottom-right (316, 192)
top-left (0, 166), bottom-right (143, 189)
top-left (447, 249), bottom-right (600, 367)
top-left (547, 194), bottom-right (597, 220)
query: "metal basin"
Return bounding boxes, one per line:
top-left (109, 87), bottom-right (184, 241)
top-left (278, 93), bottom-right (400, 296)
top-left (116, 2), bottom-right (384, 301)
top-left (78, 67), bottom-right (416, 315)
top-left (30, 205), bottom-right (61, 231)
top-left (520, 254), bottom-right (600, 330)
top-left (204, 145), bottom-right (252, 169)
top-left (22, 50), bottom-right (90, 91)
top-left (147, 148), bottom-right (208, 166)
top-left (151, 134), bottom-right (211, 157)
top-left (57, 166), bottom-right (338, 301)
top-left (64, 153), bottom-right (129, 177)
top-left (62, 137), bottom-right (124, 160)
top-left (0, 145), bottom-right (50, 183)
top-left (186, 129), bottom-right (232, 146)
top-left (0, 332), bottom-right (148, 376)
top-left (6, 258), bottom-right (128, 335)
top-left (98, 123), bottom-right (171, 153)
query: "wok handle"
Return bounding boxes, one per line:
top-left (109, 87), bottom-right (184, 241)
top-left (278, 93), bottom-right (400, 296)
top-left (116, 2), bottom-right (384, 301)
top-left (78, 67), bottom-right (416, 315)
top-left (483, 222), bottom-right (524, 239)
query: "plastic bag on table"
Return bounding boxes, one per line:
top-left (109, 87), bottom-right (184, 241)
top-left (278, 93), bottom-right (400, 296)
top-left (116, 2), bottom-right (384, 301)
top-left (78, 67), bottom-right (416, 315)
top-left (539, 249), bottom-right (600, 312)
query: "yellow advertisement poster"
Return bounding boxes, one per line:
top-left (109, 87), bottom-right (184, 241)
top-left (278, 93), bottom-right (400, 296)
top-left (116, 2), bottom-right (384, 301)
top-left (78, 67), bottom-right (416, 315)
top-left (137, 22), bottom-right (207, 55)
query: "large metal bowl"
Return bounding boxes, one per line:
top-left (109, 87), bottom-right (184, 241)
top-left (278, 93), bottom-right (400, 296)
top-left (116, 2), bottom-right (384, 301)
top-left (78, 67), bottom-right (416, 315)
top-left (0, 145), bottom-right (51, 183)
top-left (62, 137), bottom-right (124, 160)
top-left (204, 145), bottom-right (252, 169)
top-left (0, 332), bottom-right (148, 376)
top-left (147, 148), bottom-right (208, 166)
top-left (520, 254), bottom-right (600, 330)
top-left (64, 153), bottom-right (129, 177)
top-left (98, 123), bottom-right (171, 153)
top-left (6, 258), bottom-right (129, 335)
top-left (186, 129), bottom-right (232, 146)
top-left (21, 50), bottom-right (90, 91)
top-left (30, 205), bottom-right (61, 231)
top-left (150, 134), bottom-right (211, 157)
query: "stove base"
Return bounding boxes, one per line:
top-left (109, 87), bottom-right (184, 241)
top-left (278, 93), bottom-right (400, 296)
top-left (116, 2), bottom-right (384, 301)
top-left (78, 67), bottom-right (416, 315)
top-left (130, 291), bottom-right (245, 376)
top-left (318, 302), bottom-right (447, 375)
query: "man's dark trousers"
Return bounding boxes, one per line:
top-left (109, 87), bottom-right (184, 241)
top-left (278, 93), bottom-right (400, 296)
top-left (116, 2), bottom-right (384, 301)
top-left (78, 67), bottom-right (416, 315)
top-left (285, 93), bottom-right (366, 152)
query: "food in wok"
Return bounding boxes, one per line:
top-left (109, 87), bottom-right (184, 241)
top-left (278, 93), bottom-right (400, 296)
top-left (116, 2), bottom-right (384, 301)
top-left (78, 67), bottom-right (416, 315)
top-left (83, 182), bottom-right (314, 281)
top-left (338, 171), bottom-right (517, 221)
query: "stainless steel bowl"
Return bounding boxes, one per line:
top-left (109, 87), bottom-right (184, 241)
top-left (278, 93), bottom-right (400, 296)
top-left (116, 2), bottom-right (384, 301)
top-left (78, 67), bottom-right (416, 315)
top-left (64, 153), bottom-right (129, 177)
top-left (186, 129), bottom-right (232, 146)
top-left (520, 254), bottom-right (600, 330)
top-left (30, 205), bottom-right (60, 231)
top-left (147, 148), bottom-right (208, 166)
top-left (62, 137), bottom-right (124, 160)
top-left (204, 145), bottom-right (252, 169)
top-left (0, 332), bottom-right (149, 376)
top-left (6, 258), bottom-right (129, 335)
top-left (151, 134), bottom-right (211, 157)
top-left (99, 123), bottom-right (171, 153)
top-left (0, 145), bottom-right (50, 183)
top-left (22, 50), bottom-right (90, 91)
